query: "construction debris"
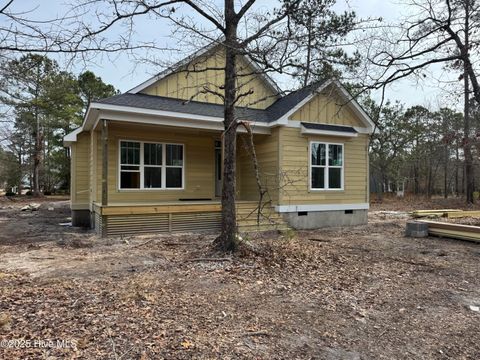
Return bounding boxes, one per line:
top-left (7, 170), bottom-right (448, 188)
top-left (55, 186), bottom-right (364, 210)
top-left (20, 203), bottom-right (41, 211)
top-left (411, 209), bottom-right (462, 218)
top-left (411, 209), bottom-right (480, 219)
top-left (417, 220), bottom-right (480, 243)
top-left (469, 305), bottom-right (480, 312)
top-left (444, 210), bottom-right (480, 218)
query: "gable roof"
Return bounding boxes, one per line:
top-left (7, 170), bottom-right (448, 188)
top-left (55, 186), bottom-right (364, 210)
top-left (98, 78), bottom-right (374, 126)
top-left (128, 39), bottom-right (283, 96)
top-left (96, 80), bottom-right (327, 124)
top-left (65, 72), bottom-right (375, 145)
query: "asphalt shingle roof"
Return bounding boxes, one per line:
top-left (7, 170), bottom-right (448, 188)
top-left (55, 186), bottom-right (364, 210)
top-left (96, 80), bottom-right (327, 123)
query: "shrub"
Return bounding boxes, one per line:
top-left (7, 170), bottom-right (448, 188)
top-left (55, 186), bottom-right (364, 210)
top-left (25, 190), bottom-right (33, 196)
top-left (5, 191), bottom-right (16, 197)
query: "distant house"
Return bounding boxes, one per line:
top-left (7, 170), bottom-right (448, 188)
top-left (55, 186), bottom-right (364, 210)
top-left (64, 43), bottom-right (375, 237)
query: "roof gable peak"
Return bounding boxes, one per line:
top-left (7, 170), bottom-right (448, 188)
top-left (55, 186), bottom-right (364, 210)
top-left (128, 39), bottom-right (282, 96)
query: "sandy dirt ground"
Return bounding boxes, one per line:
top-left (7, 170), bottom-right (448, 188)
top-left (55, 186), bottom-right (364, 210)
top-left (0, 196), bottom-right (479, 359)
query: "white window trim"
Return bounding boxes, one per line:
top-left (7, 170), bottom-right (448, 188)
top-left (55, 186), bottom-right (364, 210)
top-left (309, 141), bottom-right (344, 191)
top-left (118, 139), bottom-right (185, 191)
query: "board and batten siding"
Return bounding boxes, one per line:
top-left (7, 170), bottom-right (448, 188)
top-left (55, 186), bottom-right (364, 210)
top-left (98, 122), bottom-right (217, 203)
top-left (141, 47), bottom-right (278, 110)
top-left (290, 90), bottom-right (364, 127)
top-left (70, 132), bottom-right (90, 209)
top-left (278, 127), bottom-right (369, 205)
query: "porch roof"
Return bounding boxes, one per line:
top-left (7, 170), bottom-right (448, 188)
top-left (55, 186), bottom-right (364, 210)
top-left (96, 79), bottom-right (326, 125)
top-left (64, 79), bottom-right (376, 146)
top-left (98, 93), bottom-right (271, 122)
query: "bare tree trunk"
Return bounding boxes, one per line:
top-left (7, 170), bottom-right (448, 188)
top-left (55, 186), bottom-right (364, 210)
top-left (414, 123), bottom-right (420, 194)
top-left (17, 148), bottom-right (22, 195)
top-left (463, 0), bottom-right (474, 204)
top-left (455, 146), bottom-right (459, 196)
top-left (303, 17), bottom-right (313, 87)
top-left (413, 163), bottom-right (419, 194)
top-left (32, 66), bottom-right (42, 197)
top-left (240, 123), bottom-right (267, 225)
top-left (214, 0), bottom-right (239, 252)
top-left (33, 110), bottom-right (41, 196)
top-left (427, 164), bottom-right (432, 198)
top-left (444, 144), bottom-right (448, 198)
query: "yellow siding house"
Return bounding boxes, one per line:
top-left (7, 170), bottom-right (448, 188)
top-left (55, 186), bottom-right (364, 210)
top-left (64, 42), bottom-right (375, 236)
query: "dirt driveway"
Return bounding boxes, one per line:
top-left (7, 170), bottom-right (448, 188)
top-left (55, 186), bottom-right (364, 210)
top-left (0, 197), bottom-right (479, 359)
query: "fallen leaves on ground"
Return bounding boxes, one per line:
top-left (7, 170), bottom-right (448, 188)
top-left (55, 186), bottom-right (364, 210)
top-left (0, 198), bottom-right (479, 359)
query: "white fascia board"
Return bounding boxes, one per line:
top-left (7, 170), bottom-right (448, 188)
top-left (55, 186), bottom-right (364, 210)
top-left (128, 42), bottom-right (284, 98)
top-left (353, 126), bottom-right (372, 134)
top-left (300, 125), bottom-right (358, 138)
top-left (128, 40), bottom-right (221, 94)
top-left (63, 127), bottom-right (83, 146)
top-left (273, 80), bottom-right (375, 135)
top-left (275, 203), bottom-right (369, 213)
top-left (90, 108), bottom-right (271, 135)
top-left (128, 75), bottom-right (165, 94)
top-left (88, 102), bottom-right (224, 126)
top-left (333, 80), bottom-right (375, 132)
top-left (243, 54), bottom-right (283, 96)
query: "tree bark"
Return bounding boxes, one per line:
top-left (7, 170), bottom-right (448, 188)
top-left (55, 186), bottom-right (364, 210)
top-left (444, 143), bottom-right (448, 198)
top-left (17, 148), bottom-right (22, 195)
top-left (463, 0), bottom-right (474, 204)
top-left (214, 0), bottom-right (239, 252)
top-left (455, 146), bottom-right (459, 196)
top-left (303, 16), bottom-right (313, 87)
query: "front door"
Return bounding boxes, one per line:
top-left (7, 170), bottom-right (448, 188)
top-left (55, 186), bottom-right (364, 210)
top-left (215, 141), bottom-right (222, 197)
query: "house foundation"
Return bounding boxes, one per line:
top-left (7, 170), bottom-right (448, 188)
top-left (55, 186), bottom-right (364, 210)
top-left (283, 209), bottom-right (368, 229)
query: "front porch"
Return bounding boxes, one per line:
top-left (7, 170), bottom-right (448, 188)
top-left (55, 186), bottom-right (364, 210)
top-left (83, 119), bottom-right (286, 236)
top-left (92, 200), bottom-right (288, 237)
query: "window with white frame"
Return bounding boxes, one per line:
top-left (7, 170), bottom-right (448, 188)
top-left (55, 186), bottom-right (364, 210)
top-left (119, 140), bottom-right (184, 189)
top-left (310, 142), bottom-right (343, 190)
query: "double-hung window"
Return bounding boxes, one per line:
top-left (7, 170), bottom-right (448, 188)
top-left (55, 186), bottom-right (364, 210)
top-left (119, 140), bottom-right (184, 190)
top-left (310, 142), bottom-right (343, 190)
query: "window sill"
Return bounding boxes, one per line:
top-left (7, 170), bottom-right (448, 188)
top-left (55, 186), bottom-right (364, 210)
top-left (117, 188), bottom-right (185, 192)
top-left (309, 188), bottom-right (344, 192)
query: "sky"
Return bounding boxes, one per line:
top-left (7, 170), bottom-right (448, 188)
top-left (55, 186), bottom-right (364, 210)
top-left (1, 0), bottom-right (463, 109)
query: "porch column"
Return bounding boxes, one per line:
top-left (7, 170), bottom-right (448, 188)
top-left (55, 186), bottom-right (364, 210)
top-left (101, 119), bottom-right (108, 237)
top-left (101, 119), bottom-right (108, 206)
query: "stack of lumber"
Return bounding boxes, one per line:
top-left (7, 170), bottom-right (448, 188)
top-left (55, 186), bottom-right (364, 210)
top-left (411, 209), bottom-right (462, 218)
top-left (417, 220), bottom-right (480, 243)
top-left (411, 209), bottom-right (480, 218)
top-left (444, 210), bottom-right (480, 218)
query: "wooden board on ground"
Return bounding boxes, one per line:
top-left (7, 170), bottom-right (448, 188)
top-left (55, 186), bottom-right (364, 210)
top-left (410, 209), bottom-right (480, 219)
top-left (413, 209), bottom-right (462, 213)
top-left (444, 210), bottom-right (480, 219)
top-left (411, 209), bottom-right (462, 218)
top-left (417, 220), bottom-right (480, 243)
